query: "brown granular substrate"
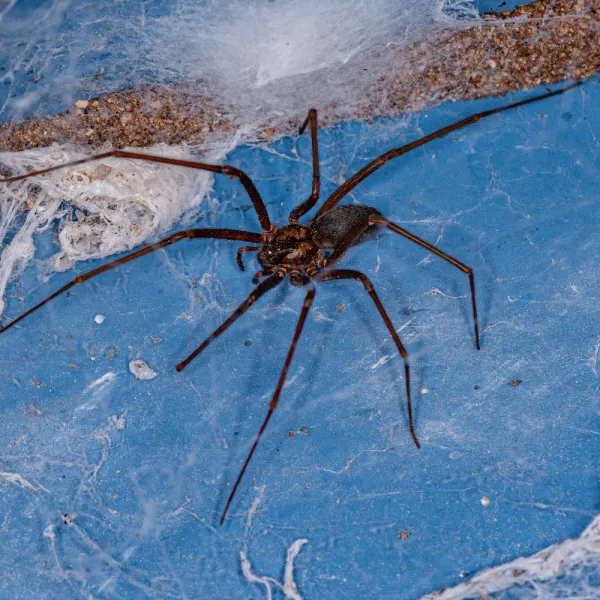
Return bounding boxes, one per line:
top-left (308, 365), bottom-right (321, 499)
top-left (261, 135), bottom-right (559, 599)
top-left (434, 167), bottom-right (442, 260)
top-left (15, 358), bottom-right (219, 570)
top-left (377, 0), bottom-right (600, 115)
top-left (0, 0), bottom-right (598, 152)
top-left (0, 89), bottom-right (235, 152)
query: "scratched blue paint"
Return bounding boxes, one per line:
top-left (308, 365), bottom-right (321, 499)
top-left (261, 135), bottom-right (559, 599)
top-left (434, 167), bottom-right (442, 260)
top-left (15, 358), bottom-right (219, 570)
top-left (1, 3), bottom-right (600, 600)
top-left (1, 77), bottom-right (599, 599)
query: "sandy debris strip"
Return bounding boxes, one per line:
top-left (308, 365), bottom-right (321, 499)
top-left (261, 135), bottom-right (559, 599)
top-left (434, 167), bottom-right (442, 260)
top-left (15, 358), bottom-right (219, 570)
top-left (0, 0), bottom-right (598, 152)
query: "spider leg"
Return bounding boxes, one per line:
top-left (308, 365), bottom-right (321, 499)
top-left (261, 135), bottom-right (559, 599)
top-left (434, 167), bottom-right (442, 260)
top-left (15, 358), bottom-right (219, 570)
top-left (311, 81), bottom-right (581, 222)
top-left (220, 280), bottom-right (315, 525)
top-left (0, 150), bottom-right (274, 232)
top-left (176, 271), bottom-right (286, 372)
top-left (314, 269), bottom-right (420, 448)
top-left (252, 268), bottom-right (274, 284)
top-left (289, 109), bottom-right (320, 223)
top-left (0, 228), bottom-right (264, 335)
top-left (325, 215), bottom-right (480, 350)
top-left (236, 246), bottom-right (261, 272)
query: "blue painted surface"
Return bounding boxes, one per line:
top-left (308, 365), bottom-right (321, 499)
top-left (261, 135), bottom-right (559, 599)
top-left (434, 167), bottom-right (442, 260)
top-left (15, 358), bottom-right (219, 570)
top-left (0, 77), bottom-right (598, 598)
top-left (477, 0), bottom-right (527, 12)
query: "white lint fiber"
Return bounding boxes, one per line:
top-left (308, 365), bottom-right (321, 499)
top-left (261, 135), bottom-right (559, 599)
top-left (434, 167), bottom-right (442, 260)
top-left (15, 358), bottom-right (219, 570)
top-left (420, 515), bottom-right (600, 600)
top-left (0, 0), bottom-right (479, 317)
top-left (240, 487), bottom-right (309, 600)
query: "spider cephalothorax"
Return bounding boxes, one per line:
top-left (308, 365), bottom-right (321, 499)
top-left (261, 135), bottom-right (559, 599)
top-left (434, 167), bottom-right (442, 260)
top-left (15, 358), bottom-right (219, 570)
top-left (0, 83), bottom-right (578, 525)
top-left (249, 205), bottom-right (384, 284)
top-left (257, 224), bottom-right (323, 280)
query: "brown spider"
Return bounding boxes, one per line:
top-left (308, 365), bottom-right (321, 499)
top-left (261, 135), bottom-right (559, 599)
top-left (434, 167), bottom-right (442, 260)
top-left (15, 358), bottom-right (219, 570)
top-left (0, 82), bottom-right (579, 524)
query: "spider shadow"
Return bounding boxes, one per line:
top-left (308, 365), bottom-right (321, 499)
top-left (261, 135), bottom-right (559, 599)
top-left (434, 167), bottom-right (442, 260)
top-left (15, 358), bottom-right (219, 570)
top-left (326, 275), bottom-right (427, 444)
top-left (211, 280), bottom-right (335, 524)
top-left (449, 251), bottom-right (496, 347)
top-left (479, 250), bottom-right (497, 336)
top-left (211, 275), bottom-right (428, 525)
top-left (379, 360), bottom-right (429, 447)
top-left (173, 289), bottom-right (275, 526)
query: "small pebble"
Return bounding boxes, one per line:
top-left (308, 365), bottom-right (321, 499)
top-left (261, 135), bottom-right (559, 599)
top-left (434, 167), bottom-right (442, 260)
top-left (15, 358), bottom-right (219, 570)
top-left (74, 100), bottom-right (89, 109)
top-left (481, 496), bottom-right (491, 507)
top-left (260, 128), bottom-right (275, 137)
top-left (129, 359), bottom-right (157, 380)
top-left (94, 314), bottom-right (105, 324)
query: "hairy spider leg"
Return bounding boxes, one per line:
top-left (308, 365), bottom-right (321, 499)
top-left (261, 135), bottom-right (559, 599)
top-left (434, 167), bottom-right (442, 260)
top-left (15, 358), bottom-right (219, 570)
top-left (176, 271), bottom-right (286, 372)
top-left (325, 215), bottom-right (481, 350)
top-left (0, 228), bottom-right (264, 335)
top-left (311, 81), bottom-right (581, 223)
top-left (220, 281), bottom-right (315, 525)
top-left (314, 269), bottom-right (420, 448)
top-left (289, 109), bottom-right (321, 223)
top-left (236, 246), bottom-right (261, 271)
top-left (252, 267), bottom-right (276, 284)
top-left (0, 150), bottom-right (274, 232)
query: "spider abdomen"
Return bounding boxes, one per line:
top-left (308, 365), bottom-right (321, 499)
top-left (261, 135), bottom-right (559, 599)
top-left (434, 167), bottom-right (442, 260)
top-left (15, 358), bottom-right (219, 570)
top-left (311, 204), bottom-right (382, 250)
